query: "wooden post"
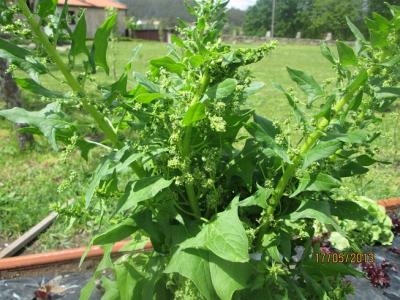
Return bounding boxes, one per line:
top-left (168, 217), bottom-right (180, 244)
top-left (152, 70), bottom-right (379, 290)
top-left (0, 212), bottom-right (58, 259)
top-left (271, 0), bottom-right (276, 38)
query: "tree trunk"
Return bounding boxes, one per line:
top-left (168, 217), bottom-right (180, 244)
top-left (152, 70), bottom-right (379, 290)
top-left (0, 58), bottom-right (34, 150)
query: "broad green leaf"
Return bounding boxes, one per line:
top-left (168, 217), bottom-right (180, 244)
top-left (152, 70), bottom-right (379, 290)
top-left (336, 41), bottom-right (357, 66)
top-left (37, 0), bottom-right (57, 18)
top-left (346, 17), bottom-right (366, 42)
top-left (79, 278), bottom-right (96, 300)
top-left (337, 161), bottom-right (369, 177)
top-left (181, 198), bottom-right (249, 263)
top-left (85, 157), bottom-right (112, 206)
top-left (135, 93), bottom-right (163, 104)
top-left (115, 263), bottom-right (143, 300)
top-left (289, 200), bottom-right (343, 234)
top-left (376, 87), bottom-right (400, 99)
top-left (329, 232), bottom-right (350, 251)
top-left (0, 102), bottom-right (71, 150)
top-left (244, 81), bottom-right (264, 96)
top-left (70, 11), bottom-right (89, 57)
top-left (320, 43), bottom-right (337, 64)
top-left (254, 113), bottom-right (279, 138)
top-left (246, 122), bottom-right (291, 163)
top-left (0, 38), bottom-right (31, 59)
top-left (275, 84), bottom-right (307, 126)
top-left (302, 140), bottom-right (342, 169)
top-left (101, 277), bottom-right (119, 300)
top-left (116, 177), bottom-right (173, 213)
top-left (209, 253), bottom-right (251, 300)
top-left (183, 102), bottom-right (206, 126)
top-left (306, 173), bottom-right (341, 192)
top-left (134, 72), bottom-right (160, 93)
top-left (93, 14), bottom-right (117, 74)
top-left (206, 78), bottom-right (237, 100)
top-left (150, 56), bottom-right (185, 75)
top-left (239, 187), bottom-right (272, 209)
top-left (186, 55), bottom-right (204, 68)
top-left (287, 67), bottom-right (323, 106)
top-left (291, 173), bottom-right (340, 197)
top-left (347, 70), bottom-right (368, 95)
top-left (262, 233), bottom-right (282, 263)
top-left (165, 249), bottom-right (217, 300)
top-left (15, 78), bottom-right (64, 98)
top-left (302, 259), bottom-right (362, 277)
top-left (93, 218), bottom-right (136, 245)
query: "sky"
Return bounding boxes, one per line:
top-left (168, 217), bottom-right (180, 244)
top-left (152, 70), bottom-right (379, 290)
top-left (227, 0), bottom-right (257, 10)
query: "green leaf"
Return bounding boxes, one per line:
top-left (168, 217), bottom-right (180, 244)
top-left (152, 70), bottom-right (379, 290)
top-left (70, 11), bottom-right (89, 57)
top-left (254, 114), bottom-right (279, 138)
top-left (15, 78), bottom-right (64, 98)
top-left (93, 218), bottom-right (136, 245)
top-left (209, 253), bottom-right (251, 300)
top-left (150, 56), bottom-right (185, 75)
top-left (320, 43), bottom-right (337, 64)
top-left (134, 93), bottom-right (163, 104)
top-left (0, 38), bottom-right (31, 59)
top-left (85, 157), bottom-right (112, 206)
top-left (165, 249), bottom-right (217, 300)
top-left (134, 72), bottom-right (160, 93)
top-left (239, 187), bottom-right (272, 209)
top-left (302, 140), bottom-right (342, 169)
top-left (289, 200), bottom-right (343, 234)
top-left (275, 84), bottom-right (307, 126)
top-left (291, 173), bottom-right (341, 197)
top-left (0, 102), bottom-right (71, 150)
top-left (336, 41), bottom-right (357, 66)
top-left (306, 173), bottom-right (341, 192)
top-left (181, 197), bottom-right (249, 263)
top-left (101, 277), bottom-right (119, 300)
top-left (347, 70), bottom-right (368, 95)
top-left (246, 122), bottom-right (291, 163)
top-left (375, 87), bottom-right (400, 99)
top-left (206, 78), bottom-right (237, 100)
top-left (330, 200), bottom-right (370, 221)
top-left (346, 17), bottom-right (366, 42)
top-left (37, 0), bottom-right (57, 18)
top-left (287, 67), bottom-right (323, 106)
top-left (116, 177), bottom-right (173, 213)
top-left (115, 263), bottom-right (143, 300)
top-left (262, 232), bottom-right (282, 262)
top-left (302, 259), bottom-right (362, 277)
top-left (93, 14), bottom-right (117, 74)
top-left (244, 81), bottom-right (264, 96)
top-left (183, 102), bottom-right (206, 126)
top-left (80, 278), bottom-right (96, 300)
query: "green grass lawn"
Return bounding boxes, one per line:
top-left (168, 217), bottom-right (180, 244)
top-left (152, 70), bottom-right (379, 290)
top-left (0, 40), bottom-right (399, 253)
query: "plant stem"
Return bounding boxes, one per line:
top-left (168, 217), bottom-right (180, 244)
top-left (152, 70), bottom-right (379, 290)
top-left (17, 0), bottom-right (146, 177)
top-left (182, 70), bottom-right (210, 218)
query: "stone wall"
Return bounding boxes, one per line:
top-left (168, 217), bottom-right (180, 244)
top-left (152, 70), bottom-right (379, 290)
top-left (222, 35), bottom-right (341, 46)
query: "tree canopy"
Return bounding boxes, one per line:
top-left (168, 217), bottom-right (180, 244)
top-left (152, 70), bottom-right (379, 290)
top-left (244, 0), bottom-right (400, 39)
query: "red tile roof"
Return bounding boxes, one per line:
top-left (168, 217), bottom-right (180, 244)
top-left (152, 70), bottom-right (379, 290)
top-left (57, 0), bottom-right (128, 10)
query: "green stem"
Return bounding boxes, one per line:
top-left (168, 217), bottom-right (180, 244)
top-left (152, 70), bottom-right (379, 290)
top-left (18, 0), bottom-right (117, 145)
top-left (182, 70), bottom-right (210, 218)
top-left (17, 0), bottom-right (146, 178)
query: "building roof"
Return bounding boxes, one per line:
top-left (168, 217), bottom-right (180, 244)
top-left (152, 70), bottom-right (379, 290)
top-left (57, 0), bottom-right (128, 10)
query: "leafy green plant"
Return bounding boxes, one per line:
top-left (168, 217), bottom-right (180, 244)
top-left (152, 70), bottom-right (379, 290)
top-left (0, 0), bottom-right (399, 299)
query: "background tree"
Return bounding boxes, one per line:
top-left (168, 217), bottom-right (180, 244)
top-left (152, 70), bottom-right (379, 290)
top-left (368, 0), bottom-right (400, 17)
top-left (0, 0), bottom-right (33, 150)
top-left (299, 0), bottom-right (364, 40)
top-left (244, 0), bottom-right (303, 37)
